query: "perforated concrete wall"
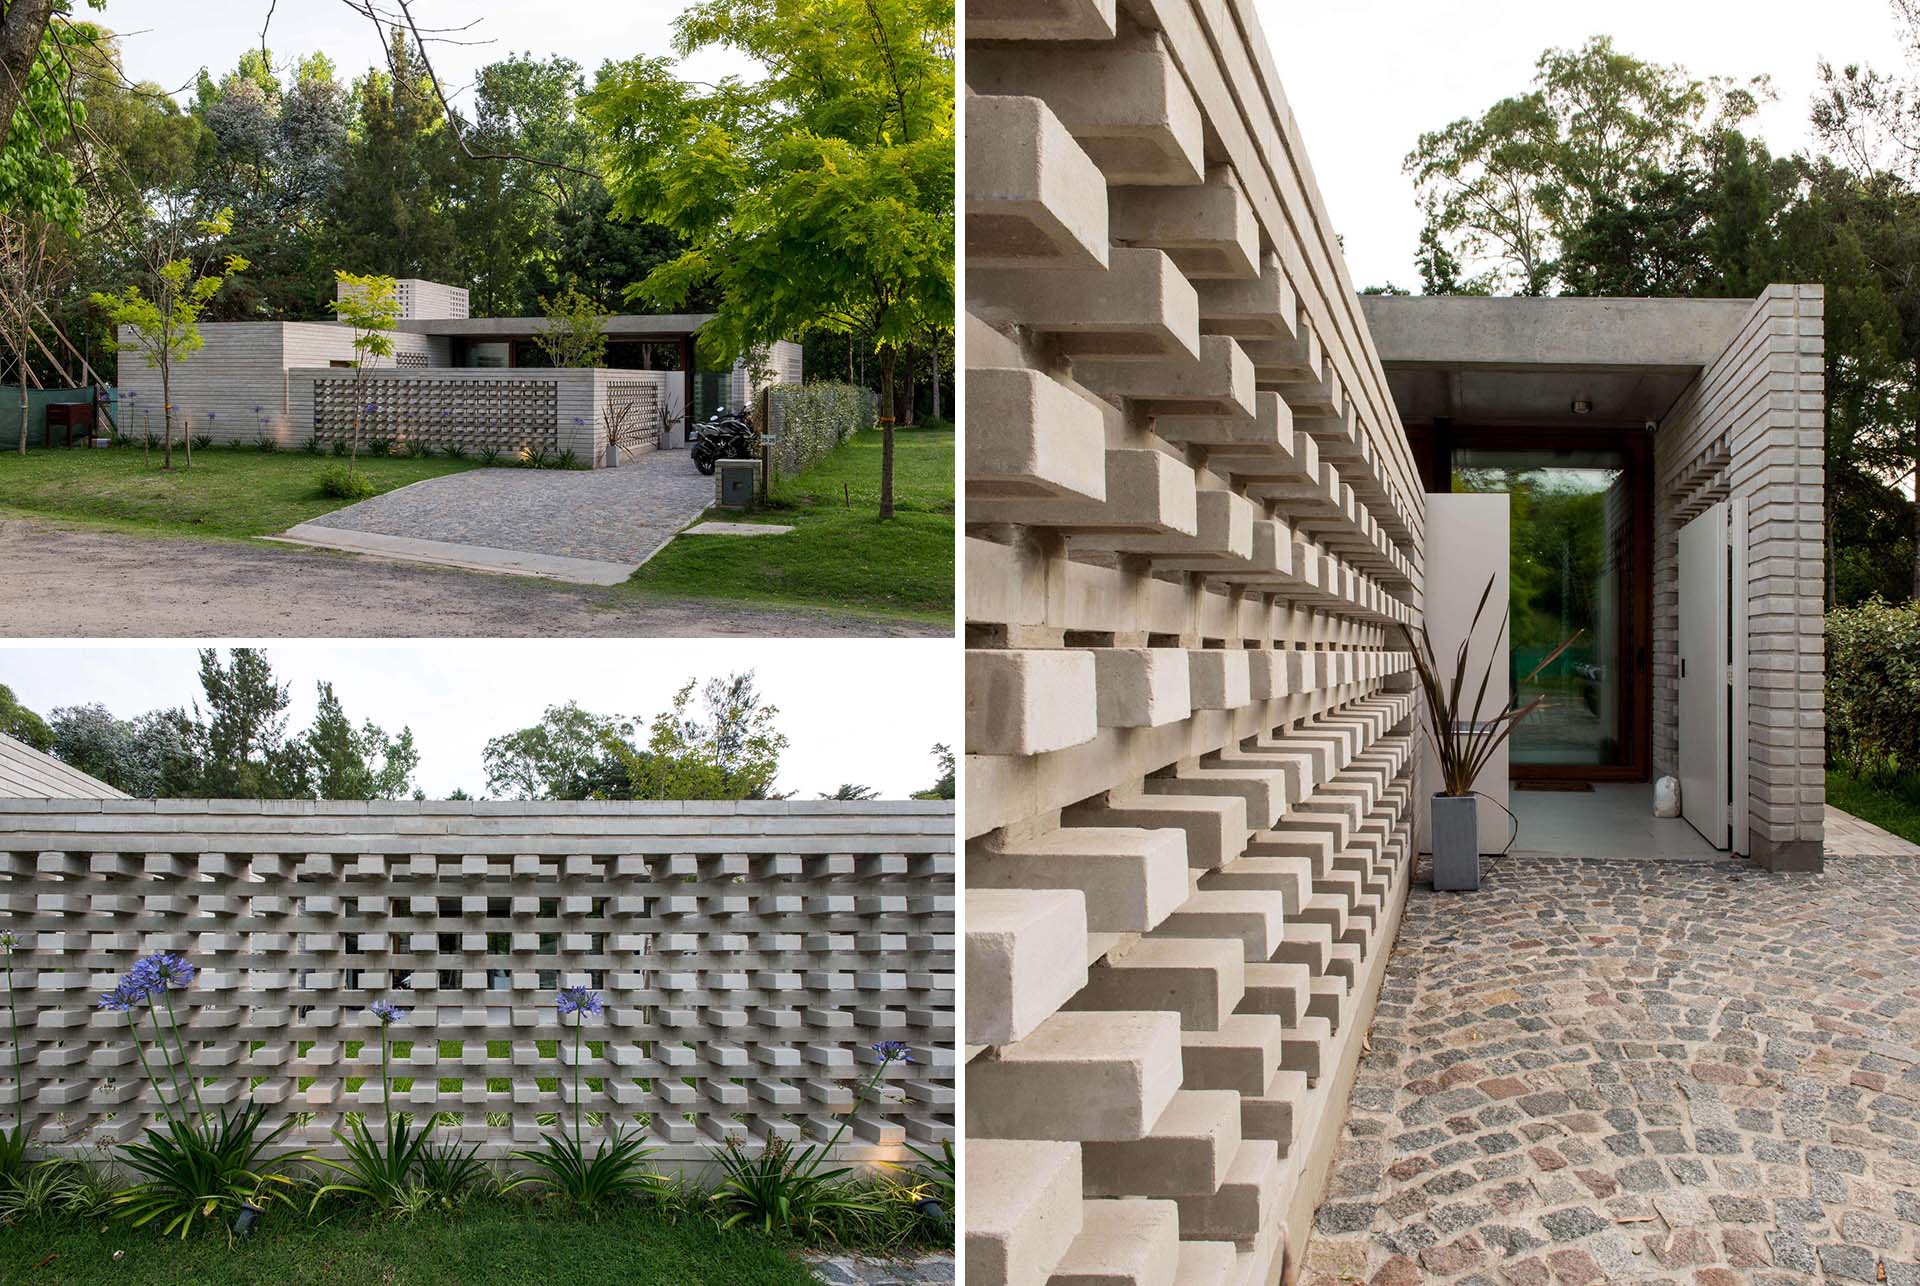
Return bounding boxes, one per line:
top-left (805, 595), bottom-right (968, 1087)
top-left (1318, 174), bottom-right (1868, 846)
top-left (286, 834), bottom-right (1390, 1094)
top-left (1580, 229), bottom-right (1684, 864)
top-left (964, 1), bottom-right (1427, 1281)
top-left (0, 800), bottom-right (954, 1168)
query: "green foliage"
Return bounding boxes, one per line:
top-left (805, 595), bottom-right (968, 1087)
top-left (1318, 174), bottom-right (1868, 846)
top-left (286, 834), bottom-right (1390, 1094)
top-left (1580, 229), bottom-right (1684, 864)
top-left (89, 207), bottom-right (248, 465)
top-left (533, 286), bottom-right (610, 368)
top-left (483, 701), bottom-right (636, 800)
top-left (912, 744), bottom-right (954, 801)
top-left (415, 1138), bottom-right (489, 1210)
top-left (1827, 598), bottom-right (1920, 780)
top-left (707, 1135), bottom-right (879, 1238)
top-left (317, 461), bottom-right (375, 499)
top-left (506, 1127), bottom-right (666, 1210)
top-left (1407, 37), bottom-right (1765, 294)
top-left (764, 383), bottom-right (874, 483)
top-left (0, 683), bottom-right (51, 751)
top-left (48, 705), bottom-right (196, 797)
top-left (304, 682), bottom-right (419, 801)
top-left (115, 1102), bottom-right (302, 1239)
top-left (313, 1112), bottom-right (437, 1217)
top-left (613, 674), bottom-right (789, 801)
top-left (0, 1159), bottom-right (110, 1224)
top-left (821, 784), bottom-right (879, 800)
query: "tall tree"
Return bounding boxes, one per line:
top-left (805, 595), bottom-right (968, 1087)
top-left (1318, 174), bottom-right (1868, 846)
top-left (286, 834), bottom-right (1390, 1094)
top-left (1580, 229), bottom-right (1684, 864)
top-left (304, 681), bottom-right (419, 800)
top-left (192, 646), bottom-right (301, 798)
top-left (482, 700), bottom-right (636, 800)
top-left (1408, 37), bottom-right (1765, 295)
top-left (0, 682), bottom-right (50, 750)
top-left (587, 0), bottom-right (954, 519)
top-left (609, 673), bottom-right (789, 801)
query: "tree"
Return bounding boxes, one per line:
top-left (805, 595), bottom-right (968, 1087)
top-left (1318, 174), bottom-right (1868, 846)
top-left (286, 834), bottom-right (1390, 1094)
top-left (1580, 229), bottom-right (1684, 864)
top-left (587, 0), bottom-right (954, 519)
top-left (482, 701), bottom-right (636, 800)
top-left (1407, 37), bottom-right (1765, 295)
top-left (47, 704), bottom-right (195, 796)
top-left (531, 286), bottom-right (609, 368)
top-left (192, 646), bottom-right (303, 798)
top-left (822, 783), bottom-right (879, 800)
top-left (607, 673), bottom-right (789, 800)
top-left (911, 742), bottom-right (954, 800)
top-left (330, 269), bottom-right (398, 467)
top-left (89, 206), bottom-right (247, 469)
top-left (305, 682), bottom-right (419, 800)
top-left (0, 683), bottom-right (50, 751)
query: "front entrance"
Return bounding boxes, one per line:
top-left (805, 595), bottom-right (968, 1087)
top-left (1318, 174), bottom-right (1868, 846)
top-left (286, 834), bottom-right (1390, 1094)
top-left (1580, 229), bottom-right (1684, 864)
top-left (1410, 427), bottom-right (1653, 783)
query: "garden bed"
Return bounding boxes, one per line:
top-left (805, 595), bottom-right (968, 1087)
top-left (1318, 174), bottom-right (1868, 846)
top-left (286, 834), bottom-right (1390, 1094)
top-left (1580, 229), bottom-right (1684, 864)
top-left (624, 423), bottom-right (954, 622)
top-left (0, 444), bottom-right (482, 542)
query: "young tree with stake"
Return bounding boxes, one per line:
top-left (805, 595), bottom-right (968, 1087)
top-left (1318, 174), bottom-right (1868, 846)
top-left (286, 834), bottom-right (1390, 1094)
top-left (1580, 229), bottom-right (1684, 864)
top-left (330, 270), bottom-right (399, 471)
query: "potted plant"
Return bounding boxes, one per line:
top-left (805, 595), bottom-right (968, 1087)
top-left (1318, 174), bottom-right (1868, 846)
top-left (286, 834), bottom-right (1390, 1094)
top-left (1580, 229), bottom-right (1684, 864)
top-left (1401, 575), bottom-right (1578, 891)
top-left (601, 397), bottom-right (639, 469)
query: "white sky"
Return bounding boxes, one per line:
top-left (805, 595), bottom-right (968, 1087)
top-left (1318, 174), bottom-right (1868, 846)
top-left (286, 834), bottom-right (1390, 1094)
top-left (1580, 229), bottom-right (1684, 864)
top-left (0, 641), bottom-right (957, 800)
top-left (1257, 0), bottom-right (1905, 291)
top-left (96, 0), bottom-right (757, 105)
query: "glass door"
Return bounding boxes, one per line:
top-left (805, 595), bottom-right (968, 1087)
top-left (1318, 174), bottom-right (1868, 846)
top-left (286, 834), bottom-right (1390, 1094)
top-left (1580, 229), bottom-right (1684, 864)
top-left (1451, 446), bottom-right (1637, 773)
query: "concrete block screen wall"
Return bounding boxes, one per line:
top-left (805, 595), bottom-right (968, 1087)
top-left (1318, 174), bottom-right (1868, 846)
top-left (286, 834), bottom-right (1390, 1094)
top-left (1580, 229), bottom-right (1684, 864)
top-left (0, 800), bottom-right (953, 1169)
top-left (965, 2), bottom-right (1427, 1282)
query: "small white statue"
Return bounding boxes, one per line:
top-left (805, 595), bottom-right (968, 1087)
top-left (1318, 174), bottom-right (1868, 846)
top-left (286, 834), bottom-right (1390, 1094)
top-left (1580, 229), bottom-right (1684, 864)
top-left (1653, 775), bottom-right (1681, 818)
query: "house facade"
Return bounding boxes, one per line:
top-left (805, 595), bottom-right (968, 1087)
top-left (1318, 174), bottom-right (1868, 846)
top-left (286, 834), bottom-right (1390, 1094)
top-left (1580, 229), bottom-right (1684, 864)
top-left (112, 280), bottom-right (801, 465)
top-left (963, 4), bottom-right (1824, 1284)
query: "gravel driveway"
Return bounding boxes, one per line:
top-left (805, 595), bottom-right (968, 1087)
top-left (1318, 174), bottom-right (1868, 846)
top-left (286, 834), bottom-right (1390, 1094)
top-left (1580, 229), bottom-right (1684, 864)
top-left (1303, 842), bottom-right (1920, 1285)
top-left (284, 451), bottom-right (715, 580)
top-left (0, 518), bottom-right (941, 638)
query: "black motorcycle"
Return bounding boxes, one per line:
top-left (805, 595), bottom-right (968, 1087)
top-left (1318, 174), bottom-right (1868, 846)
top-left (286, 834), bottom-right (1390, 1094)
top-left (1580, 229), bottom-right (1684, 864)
top-left (690, 407), bottom-right (756, 475)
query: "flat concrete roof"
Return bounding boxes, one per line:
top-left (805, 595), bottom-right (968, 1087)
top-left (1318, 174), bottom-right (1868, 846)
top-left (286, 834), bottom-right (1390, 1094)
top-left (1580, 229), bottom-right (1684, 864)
top-left (397, 313), bottom-right (717, 339)
top-left (1359, 295), bottom-right (1760, 429)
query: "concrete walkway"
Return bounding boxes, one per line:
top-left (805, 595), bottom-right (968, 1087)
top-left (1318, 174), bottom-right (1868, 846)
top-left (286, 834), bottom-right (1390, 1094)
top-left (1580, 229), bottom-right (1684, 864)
top-left (278, 451), bottom-right (713, 584)
top-left (1302, 842), bottom-right (1920, 1285)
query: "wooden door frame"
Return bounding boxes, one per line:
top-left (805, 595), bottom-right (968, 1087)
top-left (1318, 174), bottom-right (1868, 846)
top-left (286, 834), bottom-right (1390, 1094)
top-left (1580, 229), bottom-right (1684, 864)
top-left (1407, 423), bottom-right (1654, 783)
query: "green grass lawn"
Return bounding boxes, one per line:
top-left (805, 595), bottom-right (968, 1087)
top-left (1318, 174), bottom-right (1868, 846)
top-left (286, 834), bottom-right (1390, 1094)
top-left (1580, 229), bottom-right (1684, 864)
top-left (0, 1204), bottom-right (819, 1286)
top-left (1827, 768), bottom-right (1920, 845)
top-left (623, 424), bottom-right (953, 622)
top-left (0, 445), bottom-right (479, 542)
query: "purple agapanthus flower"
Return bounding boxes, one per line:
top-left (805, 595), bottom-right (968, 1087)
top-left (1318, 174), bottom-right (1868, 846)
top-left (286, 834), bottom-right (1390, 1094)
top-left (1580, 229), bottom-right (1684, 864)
top-left (555, 986), bottom-right (603, 1019)
top-left (369, 999), bottom-right (405, 1025)
top-left (871, 1040), bottom-right (914, 1064)
top-left (98, 976), bottom-right (151, 1011)
top-left (128, 951), bottom-right (195, 995)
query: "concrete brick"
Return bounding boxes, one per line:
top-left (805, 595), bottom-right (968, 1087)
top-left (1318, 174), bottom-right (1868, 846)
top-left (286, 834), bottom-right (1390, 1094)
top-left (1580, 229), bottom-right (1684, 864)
top-left (967, 1010), bottom-right (1184, 1141)
top-left (967, 889), bottom-right (1090, 1047)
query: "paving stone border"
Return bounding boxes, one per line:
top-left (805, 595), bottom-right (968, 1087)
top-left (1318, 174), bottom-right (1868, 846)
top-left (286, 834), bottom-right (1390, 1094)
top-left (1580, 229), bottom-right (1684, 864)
top-left (806, 1252), bottom-right (955, 1284)
top-left (1301, 852), bottom-right (1920, 1285)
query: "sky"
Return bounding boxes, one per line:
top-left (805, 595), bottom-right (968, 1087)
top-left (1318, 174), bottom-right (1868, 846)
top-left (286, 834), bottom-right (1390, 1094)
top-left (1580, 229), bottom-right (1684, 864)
top-left (1257, 0), bottom-right (1906, 291)
top-left (0, 641), bottom-right (957, 800)
top-left (95, 0), bottom-right (758, 106)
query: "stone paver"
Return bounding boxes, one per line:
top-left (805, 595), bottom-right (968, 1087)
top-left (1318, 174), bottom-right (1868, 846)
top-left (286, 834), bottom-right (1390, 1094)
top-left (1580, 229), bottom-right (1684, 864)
top-left (806, 1252), bottom-right (954, 1284)
top-left (1302, 853), bottom-right (1920, 1285)
top-left (299, 450), bottom-right (713, 566)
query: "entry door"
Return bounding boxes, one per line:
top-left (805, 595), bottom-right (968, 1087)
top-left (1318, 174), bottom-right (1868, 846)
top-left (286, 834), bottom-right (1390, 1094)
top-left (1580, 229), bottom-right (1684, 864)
top-left (1678, 504), bottom-right (1731, 848)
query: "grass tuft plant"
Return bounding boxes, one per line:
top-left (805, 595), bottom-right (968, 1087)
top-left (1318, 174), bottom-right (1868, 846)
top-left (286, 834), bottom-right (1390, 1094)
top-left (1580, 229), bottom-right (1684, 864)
top-left (313, 1000), bottom-right (444, 1218)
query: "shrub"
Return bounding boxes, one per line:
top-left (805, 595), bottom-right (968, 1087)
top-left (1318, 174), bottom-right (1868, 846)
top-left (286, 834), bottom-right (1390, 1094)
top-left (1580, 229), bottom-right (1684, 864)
top-left (1828, 597), bottom-right (1920, 781)
top-left (1, 934), bottom-right (27, 1182)
top-left (557, 449), bottom-right (580, 471)
top-left (417, 1137), bottom-right (489, 1210)
top-left (521, 445), bottom-right (552, 470)
top-left (301, 437), bottom-right (323, 455)
top-left (317, 463), bottom-right (376, 500)
top-left (254, 435), bottom-right (278, 453)
top-left (366, 436), bottom-right (392, 457)
top-left (443, 443), bottom-right (467, 461)
top-left (479, 446), bottom-right (501, 466)
top-left (192, 433), bottom-right (213, 450)
top-left (330, 437), bottom-right (351, 458)
top-left (763, 383), bottom-right (875, 484)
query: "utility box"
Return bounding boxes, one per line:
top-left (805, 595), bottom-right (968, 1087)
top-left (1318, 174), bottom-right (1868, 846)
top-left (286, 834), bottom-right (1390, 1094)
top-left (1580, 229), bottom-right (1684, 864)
top-left (715, 458), bottom-right (762, 510)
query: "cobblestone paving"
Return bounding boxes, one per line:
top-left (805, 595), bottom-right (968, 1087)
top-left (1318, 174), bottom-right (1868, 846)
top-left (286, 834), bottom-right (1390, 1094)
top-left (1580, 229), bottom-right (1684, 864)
top-left (806, 1252), bottom-right (954, 1284)
top-left (1303, 853), bottom-right (1920, 1285)
top-left (302, 451), bottom-right (712, 564)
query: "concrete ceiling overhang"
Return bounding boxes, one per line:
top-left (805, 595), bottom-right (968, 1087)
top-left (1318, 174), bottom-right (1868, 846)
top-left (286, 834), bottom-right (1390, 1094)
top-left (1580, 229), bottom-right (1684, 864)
top-left (397, 314), bottom-right (719, 339)
top-left (1359, 295), bottom-right (1756, 430)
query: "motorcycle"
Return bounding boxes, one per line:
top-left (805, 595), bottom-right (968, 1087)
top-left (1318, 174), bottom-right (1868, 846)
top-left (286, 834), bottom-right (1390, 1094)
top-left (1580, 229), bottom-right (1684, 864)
top-left (690, 406), bottom-right (756, 475)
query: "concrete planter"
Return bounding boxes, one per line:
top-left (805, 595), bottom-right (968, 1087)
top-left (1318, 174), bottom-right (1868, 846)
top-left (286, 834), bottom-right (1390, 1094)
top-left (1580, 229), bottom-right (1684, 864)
top-left (604, 442), bottom-right (619, 469)
top-left (1431, 792), bottom-right (1480, 891)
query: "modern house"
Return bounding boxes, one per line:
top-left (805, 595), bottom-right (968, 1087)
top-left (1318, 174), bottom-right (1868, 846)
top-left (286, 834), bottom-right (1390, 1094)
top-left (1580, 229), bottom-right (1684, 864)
top-left (963, 4), bottom-right (1823, 1285)
top-left (111, 280), bottom-right (801, 465)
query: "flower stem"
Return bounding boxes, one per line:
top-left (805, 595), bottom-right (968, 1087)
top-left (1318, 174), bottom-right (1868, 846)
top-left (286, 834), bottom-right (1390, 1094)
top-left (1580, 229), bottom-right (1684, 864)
top-left (126, 1010), bottom-right (182, 1131)
top-left (160, 990), bottom-right (207, 1123)
top-left (571, 1019), bottom-right (583, 1153)
top-left (806, 1050), bottom-right (896, 1178)
top-left (382, 1028), bottom-right (394, 1149)
top-left (4, 951), bottom-right (22, 1130)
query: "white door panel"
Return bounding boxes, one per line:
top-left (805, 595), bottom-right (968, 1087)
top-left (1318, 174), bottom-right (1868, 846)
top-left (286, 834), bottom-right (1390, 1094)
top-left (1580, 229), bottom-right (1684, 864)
top-left (1678, 504), bottom-right (1730, 849)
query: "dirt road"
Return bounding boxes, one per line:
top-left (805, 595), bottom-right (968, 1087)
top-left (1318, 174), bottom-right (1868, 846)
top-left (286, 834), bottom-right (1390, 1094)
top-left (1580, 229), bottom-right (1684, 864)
top-left (0, 519), bottom-right (944, 639)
